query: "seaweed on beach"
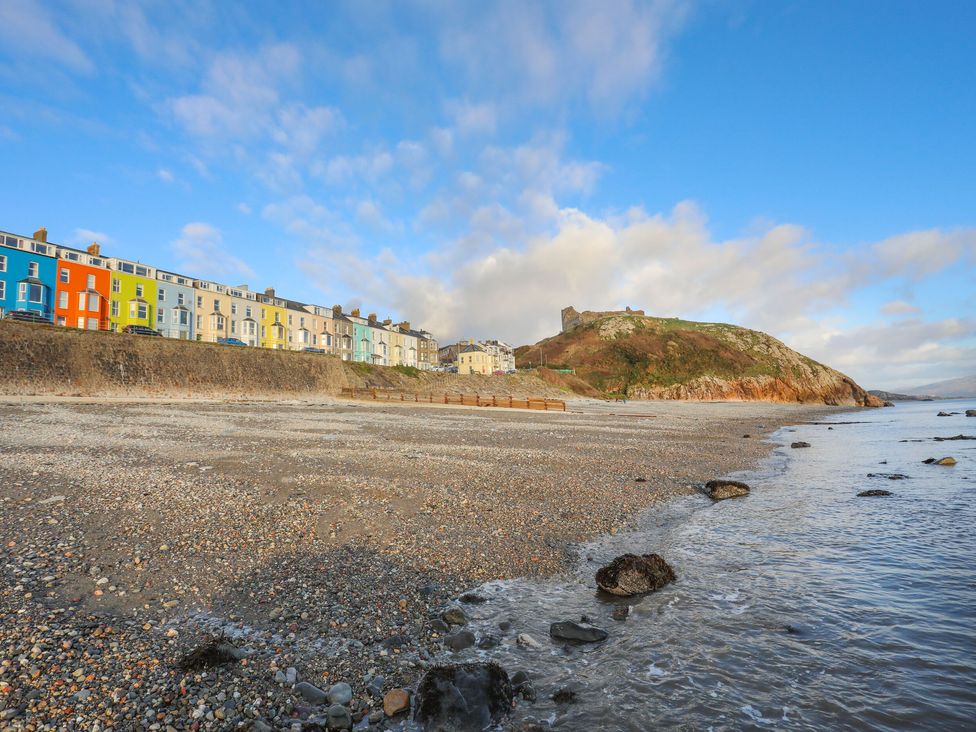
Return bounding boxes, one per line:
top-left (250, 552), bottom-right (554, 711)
top-left (176, 633), bottom-right (242, 671)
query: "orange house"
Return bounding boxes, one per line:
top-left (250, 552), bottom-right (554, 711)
top-left (54, 243), bottom-right (111, 330)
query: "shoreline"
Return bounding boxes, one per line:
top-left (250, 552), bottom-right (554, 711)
top-left (0, 397), bottom-right (848, 730)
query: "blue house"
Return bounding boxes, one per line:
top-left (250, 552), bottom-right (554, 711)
top-left (0, 228), bottom-right (58, 320)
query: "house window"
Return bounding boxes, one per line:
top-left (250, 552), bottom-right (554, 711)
top-left (158, 289), bottom-right (165, 302)
top-left (111, 300), bottom-right (119, 317)
top-left (179, 310), bottom-right (189, 326)
top-left (157, 310), bottom-right (165, 324)
top-left (77, 317), bottom-right (85, 329)
top-left (112, 278), bottom-right (120, 293)
top-left (88, 294), bottom-right (99, 311)
top-left (20, 282), bottom-right (44, 303)
top-left (135, 284), bottom-right (144, 297)
top-left (215, 315), bottom-right (225, 329)
top-left (261, 308), bottom-right (266, 320)
top-left (0, 281), bottom-right (4, 299)
top-left (214, 299), bottom-right (220, 312)
top-left (261, 325), bottom-right (266, 338)
top-left (138, 303), bottom-right (147, 320)
top-left (231, 303), bottom-right (237, 315)
top-left (87, 274), bottom-right (95, 289)
top-left (135, 265), bottom-right (148, 277)
top-left (197, 296), bottom-right (203, 307)
top-left (59, 291), bottom-right (69, 309)
top-left (28, 262), bottom-right (39, 277)
top-left (0, 254), bottom-right (5, 271)
top-left (87, 318), bottom-right (98, 330)
top-left (56, 316), bottom-right (65, 326)
top-left (245, 306), bottom-right (252, 318)
top-left (60, 268), bottom-right (69, 283)
top-left (177, 292), bottom-right (185, 306)
top-left (231, 320), bottom-right (237, 334)
top-left (300, 316), bottom-right (305, 327)
top-left (196, 315), bottom-right (202, 329)
top-left (288, 314), bottom-right (293, 325)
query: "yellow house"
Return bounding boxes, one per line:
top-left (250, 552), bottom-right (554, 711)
top-left (107, 257), bottom-right (157, 331)
top-left (258, 288), bottom-right (288, 349)
top-left (458, 343), bottom-right (493, 375)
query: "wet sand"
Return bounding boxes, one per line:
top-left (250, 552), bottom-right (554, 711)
top-left (0, 397), bottom-right (842, 730)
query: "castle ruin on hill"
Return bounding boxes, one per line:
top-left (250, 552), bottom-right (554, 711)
top-left (561, 305), bottom-right (646, 333)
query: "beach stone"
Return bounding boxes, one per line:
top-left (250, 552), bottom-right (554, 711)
top-left (858, 489), bottom-right (893, 497)
top-left (549, 621), bottom-right (609, 643)
top-left (595, 553), bottom-right (676, 596)
top-left (366, 675), bottom-right (385, 699)
top-left (791, 441), bottom-right (811, 448)
top-left (446, 630), bottom-right (476, 652)
top-left (611, 606), bottom-right (630, 621)
top-left (327, 682), bottom-right (353, 705)
top-left (477, 634), bottom-right (500, 649)
top-left (414, 662), bottom-right (513, 732)
top-left (966, 410), bottom-right (976, 417)
top-left (937, 411), bottom-right (952, 417)
top-left (866, 473), bottom-right (908, 480)
top-left (704, 479), bottom-right (750, 501)
top-left (429, 619), bottom-right (450, 633)
top-left (383, 688), bottom-right (409, 717)
top-left (441, 607), bottom-right (468, 626)
top-left (551, 688), bottom-right (577, 704)
top-left (326, 703), bottom-right (352, 729)
top-left (935, 457), bottom-right (957, 465)
top-left (459, 592), bottom-right (487, 604)
top-left (516, 633), bottom-right (542, 649)
top-left (295, 682), bottom-right (329, 705)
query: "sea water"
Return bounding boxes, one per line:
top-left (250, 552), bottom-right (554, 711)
top-left (452, 400), bottom-right (976, 730)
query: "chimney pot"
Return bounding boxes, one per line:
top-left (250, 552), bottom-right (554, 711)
top-left (264, 287), bottom-right (275, 298)
top-left (34, 227), bottom-right (48, 243)
top-left (351, 308), bottom-right (360, 317)
top-left (87, 241), bottom-right (101, 257)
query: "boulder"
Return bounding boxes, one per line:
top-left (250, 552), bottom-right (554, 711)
top-left (383, 688), bottom-right (409, 717)
top-left (937, 411), bottom-right (952, 417)
top-left (549, 621), bottom-right (609, 643)
top-left (791, 441), bottom-right (811, 448)
top-left (857, 489), bottom-right (893, 497)
top-left (295, 681), bottom-right (329, 705)
top-left (935, 457), bottom-right (957, 466)
top-left (441, 607), bottom-right (468, 626)
top-left (326, 704), bottom-right (352, 730)
top-left (414, 662), bottom-right (513, 732)
top-left (704, 479), bottom-right (750, 500)
top-left (445, 630), bottom-right (476, 652)
top-left (966, 410), bottom-right (976, 417)
top-left (516, 633), bottom-right (542, 650)
top-left (327, 682), bottom-right (352, 706)
top-left (595, 553), bottom-right (676, 596)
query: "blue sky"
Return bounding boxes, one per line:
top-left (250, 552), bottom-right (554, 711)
top-left (0, 0), bottom-right (973, 388)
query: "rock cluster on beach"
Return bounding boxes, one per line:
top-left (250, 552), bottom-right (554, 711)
top-left (0, 398), bottom-right (839, 729)
top-left (595, 553), bottom-right (677, 595)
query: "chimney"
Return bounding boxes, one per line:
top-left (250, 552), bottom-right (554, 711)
top-left (87, 241), bottom-right (101, 257)
top-left (264, 287), bottom-right (276, 298)
top-left (351, 308), bottom-right (361, 317)
top-left (332, 304), bottom-right (342, 316)
top-left (368, 313), bottom-right (377, 324)
top-left (382, 318), bottom-right (392, 326)
top-left (34, 227), bottom-right (48, 243)
top-left (398, 321), bottom-right (410, 331)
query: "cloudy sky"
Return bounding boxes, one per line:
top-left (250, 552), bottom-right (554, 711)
top-left (1, 0), bottom-right (973, 388)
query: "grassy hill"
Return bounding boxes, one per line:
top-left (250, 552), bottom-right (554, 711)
top-left (516, 313), bottom-right (882, 406)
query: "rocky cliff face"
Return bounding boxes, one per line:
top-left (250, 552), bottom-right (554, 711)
top-left (517, 313), bottom-right (883, 407)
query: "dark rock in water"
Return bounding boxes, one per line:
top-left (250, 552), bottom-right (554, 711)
top-left (176, 638), bottom-right (244, 671)
top-left (459, 592), bottom-right (487, 604)
top-left (935, 457), bottom-right (957, 466)
top-left (414, 662), bottom-right (513, 732)
top-left (549, 621), bottom-right (609, 643)
top-left (933, 434), bottom-right (976, 441)
top-left (791, 441), bottom-right (811, 448)
top-left (866, 473), bottom-right (908, 480)
top-left (509, 671), bottom-right (536, 702)
top-left (596, 553), bottom-right (676, 596)
top-left (441, 607), bottom-right (468, 626)
top-left (634, 477), bottom-right (647, 482)
top-left (937, 411), bottom-right (952, 417)
top-left (551, 688), bottom-right (577, 704)
top-left (445, 630), bottom-right (476, 652)
top-left (477, 634), bottom-right (500, 650)
top-left (858, 489), bottom-right (893, 497)
top-left (967, 410), bottom-right (976, 417)
top-left (704, 479), bottom-right (750, 501)
top-left (611, 606), bottom-right (630, 621)
top-left (922, 458), bottom-right (936, 464)
top-left (430, 619), bottom-right (449, 634)
top-left (498, 620), bottom-right (513, 633)
top-left (510, 670), bottom-right (529, 687)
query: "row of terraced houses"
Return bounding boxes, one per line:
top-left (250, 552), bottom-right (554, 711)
top-left (0, 227), bottom-right (439, 368)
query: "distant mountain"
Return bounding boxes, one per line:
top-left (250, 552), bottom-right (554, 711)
top-left (896, 374), bottom-right (976, 398)
top-left (868, 390), bottom-right (934, 402)
top-left (516, 307), bottom-right (883, 406)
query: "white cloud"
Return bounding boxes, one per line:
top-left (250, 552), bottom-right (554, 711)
top-left (446, 100), bottom-right (497, 136)
top-left (171, 222), bottom-right (254, 279)
top-left (316, 151), bottom-right (394, 186)
top-left (157, 168), bottom-right (175, 184)
top-left (880, 300), bottom-right (921, 316)
top-left (69, 228), bottom-right (113, 247)
top-left (0, 0), bottom-right (94, 73)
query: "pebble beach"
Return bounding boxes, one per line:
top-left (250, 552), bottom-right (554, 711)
top-left (0, 396), bottom-right (838, 730)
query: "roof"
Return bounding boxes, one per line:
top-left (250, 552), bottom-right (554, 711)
top-left (461, 343), bottom-right (487, 353)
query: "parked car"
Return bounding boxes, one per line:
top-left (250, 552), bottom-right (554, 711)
top-left (302, 347), bottom-right (326, 353)
top-left (122, 325), bottom-right (162, 336)
top-left (447, 366), bottom-right (459, 373)
top-left (217, 337), bottom-right (247, 346)
top-left (3, 310), bottom-right (53, 325)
